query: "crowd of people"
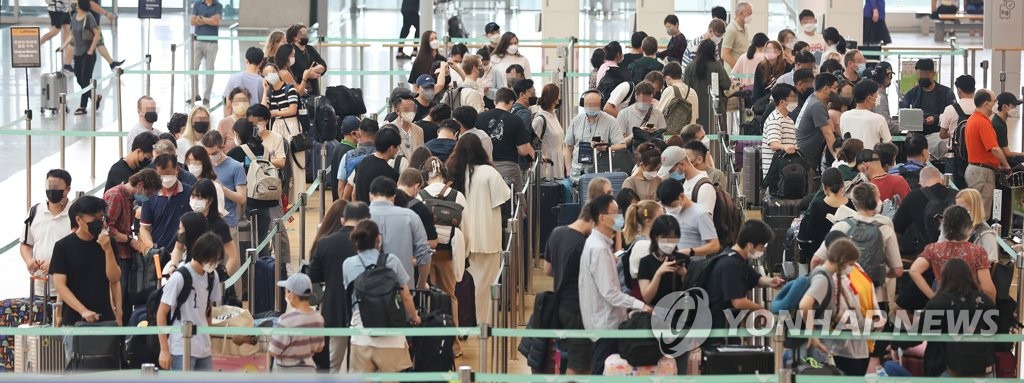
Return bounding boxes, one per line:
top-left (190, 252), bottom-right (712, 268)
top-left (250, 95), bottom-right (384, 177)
top-left (15, 0), bottom-right (1024, 379)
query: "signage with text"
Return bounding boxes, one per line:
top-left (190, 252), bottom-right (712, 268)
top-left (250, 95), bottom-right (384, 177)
top-left (10, 27), bottom-right (41, 69)
top-left (138, 0), bottom-right (162, 19)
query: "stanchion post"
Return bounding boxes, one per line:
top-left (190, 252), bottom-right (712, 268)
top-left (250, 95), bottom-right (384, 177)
top-left (478, 322), bottom-right (490, 374)
top-left (170, 44), bottom-right (177, 113)
top-left (489, 281), bottom-right (501, 373)
top-left (90, 78), bottom-right (98, 181)
top-left (458, 365), bottom-right (473, 383)
top-left (299, 192), bottom-right (308, 265)
top-left (320, 144), bottom-right (328, 220)
top-left (59, 93), bottom-right (66, 169)
top-left (190, 34), bottom-right (197, 103)
top-left (145, 54), bottom-right (152, 95)
top-left (181, 321), bottom-right (194, 371)
top-left (116, 67), bottom-right (124, 156)
top-left (25, 109), bottom-right (32, 212)
top-left (1016, 245), bottom-right (1024, 377)
top-left (246, 248), bottom-right (256, 315)
top-left (774, 321), bottom-right (789, 383)
top-left (274, 218), bottom-right (285, 313)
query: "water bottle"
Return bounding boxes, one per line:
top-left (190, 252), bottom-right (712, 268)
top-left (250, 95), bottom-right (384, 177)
top-left (876, 365), bottom-right (887, 377)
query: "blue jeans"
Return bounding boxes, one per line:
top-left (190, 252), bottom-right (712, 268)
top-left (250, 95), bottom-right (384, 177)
top-left (171, 355), bottom-right (213, 371)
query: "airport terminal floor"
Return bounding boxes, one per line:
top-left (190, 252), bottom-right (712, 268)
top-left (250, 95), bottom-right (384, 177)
top-left (2, 0), bottom-right (1024, 381)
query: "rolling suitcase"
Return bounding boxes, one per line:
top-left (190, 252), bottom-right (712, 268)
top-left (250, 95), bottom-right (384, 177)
top-left (700, 345), bottom-right (774, 375)
top-left (12, 277), bottom-right (63, 374)
top-left (305, 140), bottom-right (339, 184)
top-left (40, 72), bottom-right (69, 114)
top-left (554, 203), bottom-right (581, 226)
top-left (579, 172), bottom-right (629, 202)
top-left (538, 181), bottom-right (564, 254)
top-left (413, 288), bottom-right (453, 317)
top-left (741, 146), bottom-right (761, 209)
top-left (455, 272), bottom-right (476, 327)
top-left (253, 255), bottom-right (286, 315)
top-left (762, 195), bottom-right (802, 274)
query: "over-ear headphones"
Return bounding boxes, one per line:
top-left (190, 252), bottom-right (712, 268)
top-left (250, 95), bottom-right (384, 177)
top-left (579, 89), bottom-right (606, 109)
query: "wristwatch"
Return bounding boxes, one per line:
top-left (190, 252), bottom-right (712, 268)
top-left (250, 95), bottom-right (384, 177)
top-left (689, 248), bottom-right (695, 257)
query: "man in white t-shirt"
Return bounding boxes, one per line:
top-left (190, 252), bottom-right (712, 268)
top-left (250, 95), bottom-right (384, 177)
top-left (658, 146), bottom-right (716, 217)
top-left (840, 80), bottom-right (891, 149)
top-left (657, 62), bottom-right (700, 126)
top-left (602, 81), bottom-right (634, 118)
top-left (615, 81), bottom-right (666, 147)
top-left (20, 169), bottom-right (73, 298)
top-left (796, 10), bottom-right (827, 55)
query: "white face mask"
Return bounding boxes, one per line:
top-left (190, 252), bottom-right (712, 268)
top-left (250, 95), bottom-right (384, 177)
top-left (507, 44), bottom-right (519, 55)
top-left (401, 112), bottom-right (416, 122)
top-left (710, 36), bottom-right (723, 44)
top-left (700, 136), bottom-right (711, 149)
top-left (785, 101), bottom-right (798, 113)
top-left (189, 197), bottom-right (208, 213)
top-left (429, 39), bottom-right (440, 50)
top-left (210, 153), bottom-right (225, 164)
top-left (188, 164), bottom-right (203, 176)
top-left (785, 41), bottom-right (796, 50)
top-left (264, 73), bottom-right (280, 86)
top-left (488, 34), bottom-right (500, 44)
top-left (643, 170), bottom-right (659, 179)
top-left (635, 101), bottom-right (651, 112)
top-left (749, 249), bottom-right (765, 260)
top-left (232, 102), bottom-right (249, 117)
top-left (161, 175), bottom-right (176, 189)
top-left (202, 262), bottom-right (218, 274)
top-left (657, 240), bottom-right (677, 254)
top-left (802, 23), bottom-right (817, 33)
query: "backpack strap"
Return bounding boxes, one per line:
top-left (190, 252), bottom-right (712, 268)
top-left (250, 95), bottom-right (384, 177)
top-left (171, 268), bottom-right (193, 323)
top-left (393, 155), bottom-right (404, 172)
top-left (240, 144), bottom-right (258, 161)
top-left (951, 103), bottom-right (968, 120)
top-left (535, 115), bottom-right (548, 141)
top-left (439, 182), bottom-right (456, 202)
top-left (691, 178), bottom-right (713, 202)
top-left (376, 251), bottom-right (389, 269)
top-left (672, 84), bottom-right (682, 101)
top-left (22, 203), bottom-right (40, 245)
top-left (639, 103), bottom-right (654, 127)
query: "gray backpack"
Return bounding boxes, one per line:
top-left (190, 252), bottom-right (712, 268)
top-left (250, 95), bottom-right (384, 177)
top-left (843, 218), bottom-right (887, 286)
top-left (663, 85), bottom-right (693, 135)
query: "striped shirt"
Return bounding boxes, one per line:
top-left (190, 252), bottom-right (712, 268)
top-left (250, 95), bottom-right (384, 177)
top-left (267, 84), bottom-right (299, 117)
top-left (268, 309), bottom-right (325, 367)
top-left (762, 109), bottom-right (797, 176)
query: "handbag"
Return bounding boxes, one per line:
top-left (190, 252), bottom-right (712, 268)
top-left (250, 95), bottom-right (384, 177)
top-left (68, 321), bottom-right (123, 371)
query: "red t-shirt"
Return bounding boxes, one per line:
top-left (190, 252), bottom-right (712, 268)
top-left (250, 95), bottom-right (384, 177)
top-left (920, 241), bottom-right (990, 281)
top-left (965, 111), bottom-right (1000, 167)
top-left (871, 174), bottom-right (910, 202)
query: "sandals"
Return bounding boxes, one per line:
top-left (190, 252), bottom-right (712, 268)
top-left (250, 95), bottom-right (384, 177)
top-left (74, 108), bottom-right (87, 115)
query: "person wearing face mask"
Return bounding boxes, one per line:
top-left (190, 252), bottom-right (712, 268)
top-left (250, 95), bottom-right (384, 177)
top-left (483, 22), bottom-right (501, 50)
top-left (386, 90), bottom-right (426, 161)
top-left (269, 273), bottom-right (325, 372)
top-left (656, 179), bottom-right (720, 260)
top-left (761, 84), bottom-right (800, 175)
top-left (201, 131), bottom-right (247, 237)
top-left (636, 214), bottom-right (685, 304)
top-left (51, 196), bottom-right (121, 361)
top-left (992, 92), bottom-right (1024, 166)
top-left (868, 63), bottom-right (901, 135)
top-left (731, 33), bottom-right (770, 88)
top-left (964, 90), bottom-right (1011, 219)
top-left (105, 133), bottom-right (158, 191)
top-left (156, 231), bottom-right (225, 371)
top-left (840, 80), bottom-right (891, 149)
top-left (141, 154), bottom-right (195, 258)
top-left (408, 31), bottom-right (447, 86)
top-left (128, 96), bottom-right (162, 146)
top-left (564, 91), bottom-right (624, 179)
top-left (454, 55), bottom-right (487, 113)
top-left (796, 9), bottom-right (827, 53)
top-left (392, 74), bottom-right (437, 122)
top-left (542, 203), bottom-right (595, 374)
top-left (184, 145), bottom-right (228, 215)
top-left (165, 180), bottom-right (237, 281)
top-left (217, 88), bottom-right (252, 153)
top-left (615, 81), bottom-right (666, 150)
top-left (103, 168), bottom-right (161, 323)
top-left (260, 62), bottom-right (307, 204)
top-left (795, 72), bottom-right (840, 171)
top-left (721, 2), bottom-right (753, 71)
top-left (623, 144), bottom-right (663, 201)
top-left (176, 105), bottom-right (212, 163)
top-left (900, 59), bottom-right (955, 148)
top-left (704, 219), bottom-right (783, 333)
top-left (753, 41), bottom-right (794, 101)
top-left (681, 18), bottom-right (725, 68)
top-left (778, 29), bottom-right (797, 62)
top-left (800, 237), bottom-right (876, 376)
top-left (658, 146), bottom-right (717, 217)
top-left (577, 194), bottom-right (653, 375)
top-left (287, 23), bottom-right (327, 96)
top-left (21, 169), bottom-right (74, 309)
top-left (489, 32), bottom-right (531, 100)
top-left (222, 47), bottom-right (266, 119)
top-left (841, 49), bottom-right (866, 85)
top-left (863, 0), bottom-right (891, 45)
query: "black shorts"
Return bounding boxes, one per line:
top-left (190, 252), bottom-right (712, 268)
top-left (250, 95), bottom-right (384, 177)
top-left (557, 307), bottom-right (593, 373)
top-left (49, 11), bottom-right (71, 27)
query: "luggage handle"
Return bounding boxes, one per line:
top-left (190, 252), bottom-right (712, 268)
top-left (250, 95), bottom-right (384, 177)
top-left (29, 275), bottom-right (50, 326)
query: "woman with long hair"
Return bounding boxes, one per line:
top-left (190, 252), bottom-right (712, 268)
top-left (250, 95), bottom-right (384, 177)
top-left (623, 200), bottom-right (663, 278)
top-left (777, 29), bottom-right (797, 62)
top-left (263, 30), bottom-right (285, 65)
top-left (311, 199), bottom-right (348, 253)
top-left (797, 168), bottom-right (854, 274)
top-left (822, 27), bottom-right (847, 55)
top-left (260, 62), bottom-right (306, 205)
top-left (489, 32), bottom-right (532, 99)
top-left (273, 44), bottom-right (320, 97)
top-left (177, 105), bottom-right (212, 162)
top-left (218, 87), bottom-right (250, 152)
top-left (533, 84), bottom-right (565, 180)
top-left (62, 0), bottom-right (101, 115)
top-left (731, 33), bottom-right (770, 88)
top-left (286, 23), bottom-right (326, 95)
top-left (446, 133), bottom-right (511, 326)
top-left (184, 145), bottom-right (227, 216)
top-left (951, 189), bottom-right (1000, 263)
top-left (165, 179), bottom-right (238, 277)
top-left (225, 117), bottom-right (284, 258)
top-left (801, 237), bottom-right (866, 376)
top-left (863, 0), bottom-right (892, 45)
top-left (409, 31), bottom-right (447, 85)
top-left (922, 258), bottom-right (997, 377)
top-left (911, 204), bottom-right (996, 300)
top-left (635, 214), bottom-right (688, 373)
top-left (684, 39), bottom-right (731, 131)
top-left (753, 41), bottom-right (794, 100)
top-left (622, 143), bottom-right (662, 201)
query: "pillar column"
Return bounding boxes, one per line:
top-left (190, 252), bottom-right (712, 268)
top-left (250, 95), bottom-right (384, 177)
top-left (541, 0), bottom-right (580, 79)
top-left (420, 0), bottom-right (435, 35)
top-left (821, 0), bottom-right (863, 43)
top-left (634, 0), bottom-right (673, 37)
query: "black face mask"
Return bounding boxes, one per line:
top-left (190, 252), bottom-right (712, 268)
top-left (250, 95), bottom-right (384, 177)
top-left (193, 122), bottom-right (210, 133)
top-left (918, 78), bottom-right (932, 88)
top-left (138, 155), bottom-right (152, 168)
top-left (528, 96), bottom-right (539, 106)
top-left (299, 37), bottom-right (309, 46)
top-left (45, 189), bottom-right (64, 204)
top-left (144, 111), bottom-right (158, 123)
top-left (86, 220), bottom-right (104, 239)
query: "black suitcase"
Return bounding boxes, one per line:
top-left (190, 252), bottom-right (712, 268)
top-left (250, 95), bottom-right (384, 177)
top-left (410, 311), bottom-right (456, 377)
top-left (762, 195), bottom-right (803, 272)
top-left (253, 255), bottom-right (286, 315)
top-left (554, 203), bottom-right (581, 227)
top-left (538, 181), bottom-right (563, 254)
top-left (305, 140), bottom-right (339, 184)
top-left (701, 345), bottom-right (774, 375)
top-left (455, 273), bottom-right (476, 327)
top-left (413, 288), bottom-right (453, 317)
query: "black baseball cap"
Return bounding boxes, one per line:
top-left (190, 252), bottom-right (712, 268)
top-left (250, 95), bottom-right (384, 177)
top-left (996, 92), bottom-right (1023, 108)
top-left (485, 22), bottom-right (501, 34)
top-left (915, 58), bottom-right (935, 71)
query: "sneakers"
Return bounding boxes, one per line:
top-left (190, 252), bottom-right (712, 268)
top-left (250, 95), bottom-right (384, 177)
top-left (62, 65), bottom-right (74, 76)
top-left (109, 60), bottom-right (124, 70)
top-left (186, 96), bottom-right (203, 104)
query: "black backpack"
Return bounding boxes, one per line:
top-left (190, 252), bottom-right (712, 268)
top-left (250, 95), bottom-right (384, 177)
top-left (896, 164), bottom-right (922, 190)
top-left (311, 97), bottom-right (339, 142)
top-left (447, 15), bottom-right (469, 38)
top-left (144, 268), bottom-right (214, 352)
top-left (597, 67), bottom-right (634, 106)
top-left (934, 291), bottom-right (996, 376)
top-left (325, 85), bottom-right (367, 117)
top-left (692, 179), bottom-right (744, 248)
top-left (346, 252), bottom-right (407, 328)
top-left (418, 185), bottom-right (464, 228)
top-left (898, 187), bottom-right (954, 256)
top-left (950, 103), bottom-right (970, 160)
top-left (765, 151), bottom-right (816, 199)
top-left (617, 311), bottom-right (663, 367)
